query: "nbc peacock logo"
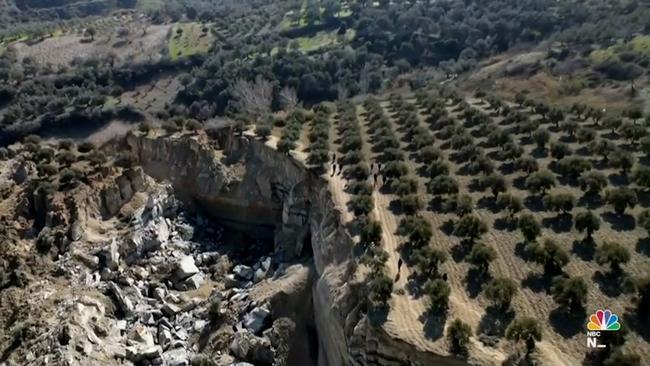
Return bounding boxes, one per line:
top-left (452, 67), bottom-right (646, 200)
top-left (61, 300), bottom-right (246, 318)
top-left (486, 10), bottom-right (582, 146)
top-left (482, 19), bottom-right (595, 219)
top-left (587, 309), bottom-right (621, 331)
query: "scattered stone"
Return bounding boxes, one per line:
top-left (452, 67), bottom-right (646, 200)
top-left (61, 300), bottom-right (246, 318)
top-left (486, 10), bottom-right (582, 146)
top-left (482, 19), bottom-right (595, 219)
top-left (158, 326), bottom-right (173, 350)
top-left (233, 265), bottom-right (253, 281)
top-left (229, 330), bottom-right (274, 365)
top-left (108, 282), bottom-right (134, 318)
top-left (174, 256), bottom-right (199, 282)
top-left (162, 348), bottom-right (190, 366)
top-left (176, 222), bottom-right (194, 241)
top-left (243, 305), bottom-right (271, 335)
top-left (126, 345), bottom-right (162, 362)
top-left (176, 272), bottom-right (204, 291)
top-left (193, 320), bottom-right (207, 333)
top-left (161, 303), bottom-right (181, 317)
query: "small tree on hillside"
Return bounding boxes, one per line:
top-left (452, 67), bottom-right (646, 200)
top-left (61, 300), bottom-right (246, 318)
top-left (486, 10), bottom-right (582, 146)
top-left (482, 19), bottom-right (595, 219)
top-left (550, 141), bottom-right (572, 162)
top-left (359, 218), bottom-right (382, 248)
top-left (595, 241), bottom-right (630, 274)
top-left (551, 276), bottom-right (588, 312)
top-left (525, 170), bottom-right (556, 196)
top-left (605, 188), bottom-right (638, 215)
top-left (529, 238), bottom-right (570, 275)
top-left (549, 108), bottom-right (565, 128)
top-left (443, 194), bottom-right (473, 217)
top-left (428, 175), bottom-right (459, 197)
top-left (350, 194), bottom-right (374, 216)
top-left (484, 278), bottom-right (518, 311)
top-left (479, 173), bottom-right (507, 198)
top-left (557, 156), bottom-right (592, 180)
top-left (496, 193), bottom-right (523, 218)
top-left (638, 209), bottom-right (650, 235)
top-left (514, 156), bottom-right (539, 176)
top-left (453, 215), bottom-right (488, 244)
top-left (532, 129), bottom-right (550, 150)
top-left (424, 278), bottom-right (451, 312)
top-left (543, 193), bottom-right (576, 215)
top-left (631, 165), bottom-right (650, 191)
top-left (368, 272), bottom-right (393, 311)
top-left (603, 116), bottom-right (622, 134)
top-left (412, 246), bottom-right (447, 277)
top-left (398, 216), bottom-right (433, 248)
top-left (467, 243), bottom-right (496, 274)
top-left (506, 317), bottom-right (542, 356)
top-left (518, 214), bottom-right (541, 242)
top-left (399, 194), bottom-right (423, 215)
top-left (574, 211), bottom-right (600, 241)
top-left (610, 150), bottom-right (635, 176)
top-left (578, 171), bottom-right (608, 197)
top-left (447, 319), bottom-right (472, 356)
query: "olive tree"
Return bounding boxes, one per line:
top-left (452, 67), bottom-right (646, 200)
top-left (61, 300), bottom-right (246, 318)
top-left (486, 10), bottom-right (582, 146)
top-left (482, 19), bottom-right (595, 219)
top-left (453, 215), bottom-right (488, 244)
top-left (551, 276), bottom-right (588, 312)
top-left (506, 317), bottom-right (542, 356)
top-left (447, 319), bottom-right (472, 356)
top-left (595, 241), bottom-right (630, 274)
top-left (574, 211), bottom-right (600, 240)
top-left (484, 278), bottom-right (518, 311)
top-left (518, 214), bottom-right (541, 242)
top-left (467, 243), bottom-right (496, 274)
top-left (605, 188), bottom-right (638, 215)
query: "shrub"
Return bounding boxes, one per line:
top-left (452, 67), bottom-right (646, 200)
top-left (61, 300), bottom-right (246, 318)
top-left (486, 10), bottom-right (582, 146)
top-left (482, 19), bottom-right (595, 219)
top-left (484, 278), bottom-right (517, 311)
top-left (424, 160), bottom-right (450, 177)
top-left (525, 170), bottom-right (556, 196)
top-left (506, 317), bottom-right (542, 355)
top-left (359, 218), bottom-right (382, 247)
top-left (574, 211), bottom-right (600, 240)
top-left (557, 156), bottom-right (591, 179)
top-left (383, 161), bottom-right (408, 179)
top-left (578, 171), bottom-right (608, 196)
top-left (496, 193), bottom-right (523, 217)
top-left (542, 193), bottom-right (576, 214)
top-left (479, 173), bottom-right (507, 198)
top-left (411, 246), bottom-right (447, 276)
top-left (162, 121), bottom-right (181, 134)
top-left (368, 272), bottom-right (393, 310)
top-left (605, 187), bottom-right (638, 215)
top-left (423, 278), bottom-right (450, 312)
top-left (186, 119), bottom-right (202, 131)
top-left (36, 147), bottom-right (55, 162)
top-left (631, 165), bottom-right (650, 190)
top-left (78, 141), bottom-right (95, 153)
top-left (24, 134), bottom-right (41, 144)
top-left (57, 151), bottom-right (77, 166)
top-left (428, 175), bottom-right (458, 196)
top-left (38, 163), bottom-right (58, 177)
top-left (529, 238), bottom-right (570, 275)
top-left (443, 194), bottom-right (473, 217)
top-left (399, 194), bottom-right (423, 215)
top-left (610, 150), bottom-right (635, 175)
top-left (389, 176), bottom-right (418, 196)
top-left (467, 243), bottom-right (496, 274)
top-left (58, 139), bottom-right (74, 150)
top-left (638, 209), bottom-right (650, 234)
top-left (518, 214), bottom-right (541, 242)
top-left (398, 216), bottom-right (432, 247)
top-left (382, 148), bottom-right (405, 162)
top-left (550, 141), bottom-right (572, 161)
top-left (514, 156), bottom-right (539, 176)
top-left (208, 298), bottom-right (222, 323)
top-left (532, 129), bottom-right (550, 149)
top-left (138, 122), bottom-right (152, 134)
top-left (551, 276), bottom-right (588, 312)
top-left (595, 242), bottom-right (630, 273)
top-left (114, 153), bottom-right (136, 168)
top-left (420, 146), bottom-right (443, 161)
top-left (348, 181), bottom-right (373, 196)
top-left (346, 162), bottom-right (370, 180)
top-left (350, 194), bottom-right (374, 216)
top-left (453, 215), bottom-right (488, 244)
top-left (447, 319), bottom-right (472, 356)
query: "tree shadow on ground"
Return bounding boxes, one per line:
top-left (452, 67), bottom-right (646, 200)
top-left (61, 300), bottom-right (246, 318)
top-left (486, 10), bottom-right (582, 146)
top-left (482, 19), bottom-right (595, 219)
top-left (541, 214), bottom-right (573, 233)
top-left (514, 242), bottom-right (534, 261)
top-left (601, 212), bottom-right (636, 231)
top-left (608, 173), bottom-right (629, 187)
top-left (428, 197), bottom-right (444, 213)
top-left (531, 147), bottom-right (547, 159)
top-left (524, 196), bottom-right (544, 212)
top-left (494, 216), bottom-right (518, 231)
top-left (593, 270), bottom-right (635, 297)
top-left (419, 308), bottom-right (447, 341)
top-left (406, 271), bottom-right (427, 300)
top-left (572, 239), bottom-right (596, 261)
top-left (638, 190), bottom-right (650, 208)
top-left (478, 306), bottom-right (514, 338)
top-left (477, 196), bottom-right (499, 213)
top-left (499, 162), bottom-right (515, 175)
top-left (636, 238), bottom-right (650, 256)
top-left (623, 310), bottom-right (650, 342)
top-left (465, 267), bottom-right (491, 298)
top-left (388, 199), bottom-right (404, 216)
top-left (513, 176), bottom-right (527, 190)
top-left (451, 242), bottom-right (472, 262)
top-left (549, 306), bottom-right (585, 338)
top-left (577, 194), bottom-right (603, 210)
top-left (575, 146), bottom-right (591, 156)
top-left (368, 305), bottom-right (389, 327)
top-left (521, 271), bottom-right (553, 293)
top-left (440, 219), bottom-right (456, 236)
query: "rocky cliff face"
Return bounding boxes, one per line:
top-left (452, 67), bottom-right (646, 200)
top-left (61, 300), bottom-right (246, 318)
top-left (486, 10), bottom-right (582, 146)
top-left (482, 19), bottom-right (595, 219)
top-left (125, 131), bottom-right (468, 366)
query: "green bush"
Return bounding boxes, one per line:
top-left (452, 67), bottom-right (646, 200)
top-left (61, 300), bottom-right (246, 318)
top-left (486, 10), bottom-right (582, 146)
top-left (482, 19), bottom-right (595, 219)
top-left (484, 278), bottom-right (518, 311)
top-left (447, 319), bottom-right (472, 356)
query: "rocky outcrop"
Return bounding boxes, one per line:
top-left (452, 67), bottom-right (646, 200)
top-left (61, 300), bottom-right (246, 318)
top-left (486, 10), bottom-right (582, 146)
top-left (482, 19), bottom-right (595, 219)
top-left (126, 131), bottom-right (469, 366)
